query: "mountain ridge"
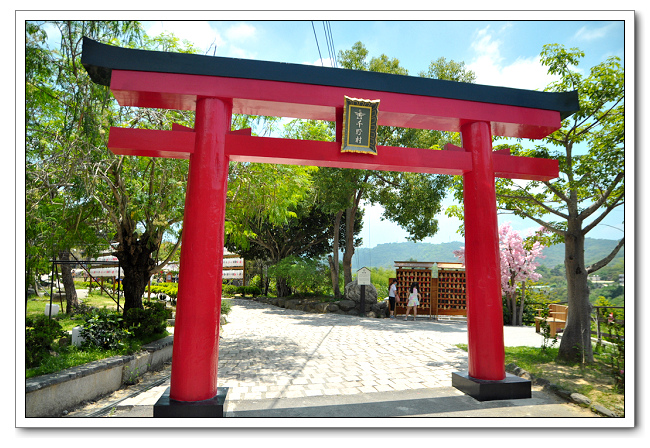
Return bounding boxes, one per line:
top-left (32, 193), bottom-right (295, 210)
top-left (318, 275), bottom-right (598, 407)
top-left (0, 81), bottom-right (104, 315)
top-left (350, 238), bottom-right (624, 271)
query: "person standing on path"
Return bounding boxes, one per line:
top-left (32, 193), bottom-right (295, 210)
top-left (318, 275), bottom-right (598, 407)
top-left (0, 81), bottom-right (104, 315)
top-left (404, 282), bottom-right (420, 321)
top-left (388, 279), bottom-right (399, 319)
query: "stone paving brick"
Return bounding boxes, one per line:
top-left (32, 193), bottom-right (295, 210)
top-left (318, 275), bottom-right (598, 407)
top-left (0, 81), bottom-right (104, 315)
top-left (263, 391), bottom-right (282, 399)
top-left (283, 390), bottom-right (306, 398)
top-left (214, 298), bottom-right (478, 403)
top-left (339, 387), bottom-right (361, 395)
top-left (358, 386), bottom-right (377, 393)
top-left (304, 389), bottom-right (324, 397)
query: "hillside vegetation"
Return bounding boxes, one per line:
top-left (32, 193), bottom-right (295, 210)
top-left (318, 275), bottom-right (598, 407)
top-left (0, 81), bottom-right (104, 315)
top-left (350, 238), bottom-right (624, 271)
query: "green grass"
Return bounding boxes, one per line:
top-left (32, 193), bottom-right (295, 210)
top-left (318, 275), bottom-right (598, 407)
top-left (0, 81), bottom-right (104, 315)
top-left (25, 288), bottom-right (236, 379)
top-left (26, 291), bottom-right (123, 331)
top-left (456, 343), bottom-right (625, 416)
top-left (25, 289), bottom-right (170, 378)
top-left (26, 346), bottom-right (129, 378)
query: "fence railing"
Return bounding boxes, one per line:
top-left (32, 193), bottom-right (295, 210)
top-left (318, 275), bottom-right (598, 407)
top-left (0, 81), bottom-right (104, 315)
top-left (525, 302), bottom-right (624, 344)
top-left (592, 305), bottom-right (625, 343)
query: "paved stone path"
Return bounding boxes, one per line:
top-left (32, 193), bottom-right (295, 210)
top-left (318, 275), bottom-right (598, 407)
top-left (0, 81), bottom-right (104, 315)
top-left (217, 299), bottom-right (469, 401)
top-left (66, 298), bottom-right (600, 419)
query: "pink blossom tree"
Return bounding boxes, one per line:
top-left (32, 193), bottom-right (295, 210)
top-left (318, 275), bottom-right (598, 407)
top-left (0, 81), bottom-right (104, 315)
top-left (453, 223), bottom-right (545, 325)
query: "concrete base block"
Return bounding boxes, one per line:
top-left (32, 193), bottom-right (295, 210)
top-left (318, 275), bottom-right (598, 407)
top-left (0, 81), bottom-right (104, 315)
top-left (153, 387), bottom-right (229, 418)
top-left (452, 371), bottom-right (531, 402)
top-left (45, 304), bottom-right (59, 316)
top-left (71, 326), bottom-right (85, 346)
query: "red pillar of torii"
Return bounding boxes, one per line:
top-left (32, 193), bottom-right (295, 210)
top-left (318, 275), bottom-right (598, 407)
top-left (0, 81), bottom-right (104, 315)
top-left (82, 38), bottom-right (578, 413)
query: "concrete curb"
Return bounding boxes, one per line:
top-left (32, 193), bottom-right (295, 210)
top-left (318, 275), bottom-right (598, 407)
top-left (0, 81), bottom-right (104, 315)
top-left (25, 335), bottom-right (173, 417)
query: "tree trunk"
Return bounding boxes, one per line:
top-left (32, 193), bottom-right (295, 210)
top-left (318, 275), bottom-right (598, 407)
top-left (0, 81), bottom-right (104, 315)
top-left (558, 226), bottom-right (594, 363)
top-left (518, 281), bottom-right (526, 326)
top-left (258, 260), bottom-right (265, 293)
top-left (342, 206), bottom-right (356, 287)
top-left (328, 210), bottom-right (343, 299)
top-left (263, 263), bottom-right (270, 296)
top-left (58, 250), bottom-right (78, 314)
top-left (116, 229), bottom-right (158, 314)
top-left (276, 276), bottom-right (291, 297)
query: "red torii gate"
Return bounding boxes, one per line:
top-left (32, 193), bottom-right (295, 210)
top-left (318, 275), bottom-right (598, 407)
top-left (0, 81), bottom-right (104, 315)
top-left (82, 37), bottom-right (578, 416)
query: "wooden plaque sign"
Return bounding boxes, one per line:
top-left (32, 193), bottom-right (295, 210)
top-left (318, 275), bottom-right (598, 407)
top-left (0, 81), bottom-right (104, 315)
top-left (341, 96), bottom-right (380, 154)
top-left (357, 266), bottom-right (372, 285)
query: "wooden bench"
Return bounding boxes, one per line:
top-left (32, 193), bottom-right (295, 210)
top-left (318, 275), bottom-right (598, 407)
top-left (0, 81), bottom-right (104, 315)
top-left (535, 304), bottom-right (568, 337)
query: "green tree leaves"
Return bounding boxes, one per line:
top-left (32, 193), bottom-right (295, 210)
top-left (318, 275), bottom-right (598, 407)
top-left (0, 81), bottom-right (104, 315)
top-left (498, 44), bottom-right (624, 363)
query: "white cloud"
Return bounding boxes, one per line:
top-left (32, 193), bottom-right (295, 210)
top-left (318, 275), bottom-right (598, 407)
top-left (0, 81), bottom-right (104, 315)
top-left (498, 56), bottom-right (558, 90)
top-left (225, 23), bottom-right (256, 41)
top-left (305, 57), bottom-right (337, 68)
top-left (471, 26), bottom-right (504, 64)
top-left (144, 21), bottom-right (222, 53)
top-left (574, 23), bottom-right (618, 42)
top-left (467, 26), bottom-right (558, 90)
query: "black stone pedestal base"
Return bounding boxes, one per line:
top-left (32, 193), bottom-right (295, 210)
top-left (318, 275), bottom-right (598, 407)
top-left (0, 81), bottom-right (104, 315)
top-left (153, 387), bottom-right (229, 417)
top-left (452, 371), bottom-right (531, 402)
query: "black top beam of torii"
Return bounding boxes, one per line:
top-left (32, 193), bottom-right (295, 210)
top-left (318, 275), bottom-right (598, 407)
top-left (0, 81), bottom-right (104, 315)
top-left (81, 37), bottom-right (579, 120)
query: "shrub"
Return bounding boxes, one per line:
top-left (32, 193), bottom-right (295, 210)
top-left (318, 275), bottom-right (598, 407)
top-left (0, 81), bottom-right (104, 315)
top-left (221, 298), bottom-right (232, 316)
top-left (269, 256), bottom-right (331, 295)
top-left (79, 308), bottom-right (131, 351)
top-left (221, 284), bottom-right (238, 297)
top-left (25, 316), bottom-right (67, 368)
top-left (124, 301), bottom-right (168, 339)
top-left (150, 282), bottom-right (178, 299)
top-left (238, 285), bottom-right (261, 296)
top-left (71, 302), bottom-right (97, 317)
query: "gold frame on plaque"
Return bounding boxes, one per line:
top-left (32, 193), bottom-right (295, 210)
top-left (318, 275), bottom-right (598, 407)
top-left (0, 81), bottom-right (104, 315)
top-left (341, 96), bottom-right (380, 154)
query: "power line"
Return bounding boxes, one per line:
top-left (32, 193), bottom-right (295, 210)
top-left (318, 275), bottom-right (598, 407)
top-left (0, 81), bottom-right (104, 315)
top-left (321, 21), bottom-right (333, 66)
top-left (311, 21), bottom-right (323, 66)
top-left (311, 21), bottom-right (337, 68)
top-left (325, 21), bottom-right (337, 67)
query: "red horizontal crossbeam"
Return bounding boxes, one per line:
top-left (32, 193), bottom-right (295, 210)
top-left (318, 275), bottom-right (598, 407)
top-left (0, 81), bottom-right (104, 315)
top-left (493, 153), bottom-right (558, 181)
top-left (108, 127), bottom-right (195, 159)
top-left (107, 127), bottom-right (558, 180)
top-left (227, 134), bottom-right (470, 175)
top-left (110, 70), bottom-right (561, 140)
top-left (444, 143), bottom-right (558, 180)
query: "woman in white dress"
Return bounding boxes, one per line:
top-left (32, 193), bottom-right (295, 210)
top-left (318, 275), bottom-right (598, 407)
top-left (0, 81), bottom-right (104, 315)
top-left (404, 282), bottom-right (420, 321)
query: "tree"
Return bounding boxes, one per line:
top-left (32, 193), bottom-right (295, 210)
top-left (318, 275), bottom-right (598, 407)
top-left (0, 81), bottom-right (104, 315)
top-left (492, 44), bottom-right (624, 363)
top-left (92, 152), bottom-right (188, 312)
top-left (453, 223), bottom-right (544, 326)
top-left (324, 42), bottom-right (465, 291)
top-left (225, 199), bottom-right (362, 297)
top-left (224, 117), bottom-right (315, 250)
top-left (499, 225), bottom-right (545, 326)
top-left (223, 116), bottom-right (322, 297)
top-left (310, 166), bottom-right (362, 299)
top-left (419, 56), bottom-right (477, 83)
top-left (26, 21), bottom-right (143, 312)
top-left (26, 21), bottom-right (203, 314)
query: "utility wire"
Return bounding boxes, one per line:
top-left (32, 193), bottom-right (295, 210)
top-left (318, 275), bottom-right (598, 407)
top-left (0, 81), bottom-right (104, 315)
top-left (311, 21), bottom-right (323, 66)
top-left (325, 21), bottom-right (337, 67)
top-left (322, 21), bottom-right (333, 66)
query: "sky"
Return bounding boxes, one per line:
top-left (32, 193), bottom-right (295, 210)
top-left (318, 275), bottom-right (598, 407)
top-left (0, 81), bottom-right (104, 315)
top-left (137, 14), bottom-right (629, 248)
top-left (17, 10), bottom-right (632, 249)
